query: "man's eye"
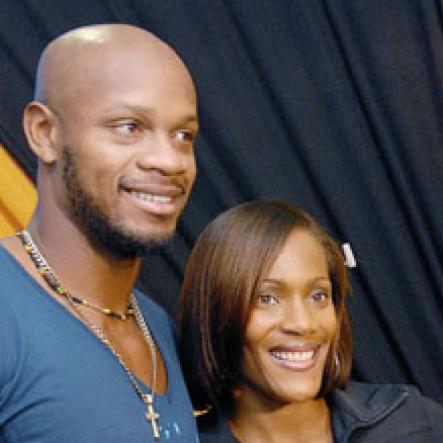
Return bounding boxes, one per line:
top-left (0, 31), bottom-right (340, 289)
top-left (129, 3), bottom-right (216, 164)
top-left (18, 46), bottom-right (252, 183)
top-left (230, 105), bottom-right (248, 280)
top-left (173, 130), bottom-right (195, 143)
top-left (257, 294), bottom-right (279, 306)
top-left (113, 121), bottom-right (140, 135)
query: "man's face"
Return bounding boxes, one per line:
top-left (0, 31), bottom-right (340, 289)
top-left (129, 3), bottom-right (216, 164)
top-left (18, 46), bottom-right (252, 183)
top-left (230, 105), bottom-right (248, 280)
top-left (52, 42), bottom-right (198, 258)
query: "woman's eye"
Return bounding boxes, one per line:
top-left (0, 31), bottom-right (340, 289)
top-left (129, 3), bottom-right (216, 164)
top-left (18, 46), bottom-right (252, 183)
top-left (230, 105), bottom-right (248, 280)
top-left (311, 291), bottom-right (330, 304)
top-left (174, 130), bottom-right (195, 143)
top-left (257, 294), bottom-right (279, 306)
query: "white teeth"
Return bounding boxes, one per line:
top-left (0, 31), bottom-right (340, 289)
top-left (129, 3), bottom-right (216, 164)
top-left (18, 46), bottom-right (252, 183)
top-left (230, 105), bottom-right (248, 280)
top-left (272, 351), bottom-right (315, 362)
top-left (130, 191), bottom-right (172, 204)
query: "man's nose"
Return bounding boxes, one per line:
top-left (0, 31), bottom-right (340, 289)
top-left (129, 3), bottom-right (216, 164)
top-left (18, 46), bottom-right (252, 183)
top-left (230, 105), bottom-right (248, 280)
top-left (136, 131), bottom-right (190, 175)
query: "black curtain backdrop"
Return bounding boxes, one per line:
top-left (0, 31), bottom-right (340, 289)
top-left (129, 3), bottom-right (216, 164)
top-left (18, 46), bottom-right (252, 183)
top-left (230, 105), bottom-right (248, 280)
top-left (1, 0), bottom-right (442, 403)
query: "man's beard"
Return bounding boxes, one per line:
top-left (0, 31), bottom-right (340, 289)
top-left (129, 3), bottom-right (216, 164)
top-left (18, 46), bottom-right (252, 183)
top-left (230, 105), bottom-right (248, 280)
top-left (62, 145), bottom-right (171, 259)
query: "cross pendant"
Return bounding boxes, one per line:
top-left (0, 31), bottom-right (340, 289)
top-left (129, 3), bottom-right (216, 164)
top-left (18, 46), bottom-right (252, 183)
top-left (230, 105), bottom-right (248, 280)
top-left (143, 394), bottom-right (160, 439)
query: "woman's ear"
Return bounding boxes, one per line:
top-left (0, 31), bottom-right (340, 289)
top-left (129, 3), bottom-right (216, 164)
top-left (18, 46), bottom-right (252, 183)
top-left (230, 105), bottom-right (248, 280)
top-left (23, 101), bottom-right (60, 165)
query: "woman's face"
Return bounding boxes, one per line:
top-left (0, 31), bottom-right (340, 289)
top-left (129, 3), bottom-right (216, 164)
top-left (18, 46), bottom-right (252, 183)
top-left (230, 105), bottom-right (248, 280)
top-left (240, 228), bottom-right (337, 406)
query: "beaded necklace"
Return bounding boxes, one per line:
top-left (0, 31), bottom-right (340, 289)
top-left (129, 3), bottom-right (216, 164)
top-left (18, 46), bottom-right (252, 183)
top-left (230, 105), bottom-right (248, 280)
top-left (18, 230), bottom-right (161, 439)
top-left (18, 230), bottom-right (134, 320)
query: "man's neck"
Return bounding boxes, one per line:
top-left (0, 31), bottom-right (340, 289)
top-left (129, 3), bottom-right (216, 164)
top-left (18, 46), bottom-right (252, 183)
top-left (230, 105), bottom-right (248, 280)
top-left (21, 213), bottom-right (141, 313)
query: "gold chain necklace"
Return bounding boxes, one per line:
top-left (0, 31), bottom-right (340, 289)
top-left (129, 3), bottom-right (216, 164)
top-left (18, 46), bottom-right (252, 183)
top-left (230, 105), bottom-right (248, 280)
top-left (19, 230), bottom-right (161, 439)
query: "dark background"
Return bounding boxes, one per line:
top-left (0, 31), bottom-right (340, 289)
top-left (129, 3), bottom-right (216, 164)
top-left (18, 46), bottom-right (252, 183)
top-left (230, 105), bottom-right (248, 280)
top-left (1, 0), bottom-right (442, 403)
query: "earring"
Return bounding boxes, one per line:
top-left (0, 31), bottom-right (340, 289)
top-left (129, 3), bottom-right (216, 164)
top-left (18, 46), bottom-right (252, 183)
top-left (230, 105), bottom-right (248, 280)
top-left (334, 353), bottom-right (341, 379)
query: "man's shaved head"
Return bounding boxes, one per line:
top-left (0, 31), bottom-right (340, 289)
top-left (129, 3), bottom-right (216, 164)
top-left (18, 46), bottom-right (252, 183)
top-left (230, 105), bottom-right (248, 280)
top-left (35, 23), bottom-right (195, 112)
top-left (25, 23), bottom-right (198, 259)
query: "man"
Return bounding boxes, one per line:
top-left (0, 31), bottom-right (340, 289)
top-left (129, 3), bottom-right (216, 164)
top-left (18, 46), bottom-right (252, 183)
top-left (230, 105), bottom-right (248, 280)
top-left (0, 24), bottom-right (199, 442)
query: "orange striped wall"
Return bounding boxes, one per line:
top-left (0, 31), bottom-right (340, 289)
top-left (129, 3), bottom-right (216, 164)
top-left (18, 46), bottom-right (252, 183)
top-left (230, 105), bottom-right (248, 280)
top-left (0, 144), bottom-right (38, 238)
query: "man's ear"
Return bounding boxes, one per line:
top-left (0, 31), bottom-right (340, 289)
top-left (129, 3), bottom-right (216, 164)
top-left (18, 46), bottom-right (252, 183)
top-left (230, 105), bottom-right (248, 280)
top-left (23, 101), bottom-right (60, 164)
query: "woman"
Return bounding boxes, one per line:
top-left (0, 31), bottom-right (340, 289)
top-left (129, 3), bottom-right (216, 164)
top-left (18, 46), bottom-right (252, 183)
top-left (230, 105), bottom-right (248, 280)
top-left (178, 200), bottom-right (443, 442)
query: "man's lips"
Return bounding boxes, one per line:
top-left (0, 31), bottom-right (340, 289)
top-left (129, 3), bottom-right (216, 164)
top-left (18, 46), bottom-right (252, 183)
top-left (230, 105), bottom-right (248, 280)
top-left (119, 180), bottom-right (187, 215)
top-left (119, 178), bottom-right (186, 196)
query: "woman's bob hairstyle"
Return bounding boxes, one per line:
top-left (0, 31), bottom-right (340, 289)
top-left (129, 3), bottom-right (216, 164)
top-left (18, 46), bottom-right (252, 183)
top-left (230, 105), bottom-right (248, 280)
top-left (178, 200), bottom-right (352, 414)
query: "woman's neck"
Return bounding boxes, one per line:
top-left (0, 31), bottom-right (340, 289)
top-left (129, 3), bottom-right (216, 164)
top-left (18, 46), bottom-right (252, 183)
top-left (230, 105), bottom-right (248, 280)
top-left (229, 396), bottom-right (333, 443)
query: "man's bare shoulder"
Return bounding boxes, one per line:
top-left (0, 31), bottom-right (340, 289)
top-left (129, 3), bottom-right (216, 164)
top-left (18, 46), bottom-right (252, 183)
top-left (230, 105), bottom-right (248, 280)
top-left (1, 234), bottom-right (21, 254)
top-left (0, 234), bottom-right (30, 268)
